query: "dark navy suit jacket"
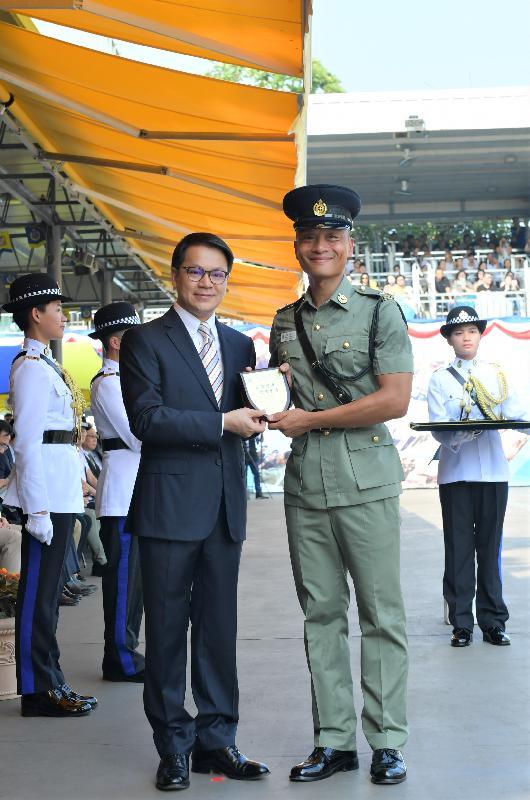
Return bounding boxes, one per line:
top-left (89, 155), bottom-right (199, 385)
top-left (120, 307), bottom-right (255, 542)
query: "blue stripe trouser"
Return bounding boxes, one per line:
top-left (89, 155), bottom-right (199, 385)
top-left (100, 516), bottom-right (144, 678)
top-left (15, 513), bottom-right (74, 695)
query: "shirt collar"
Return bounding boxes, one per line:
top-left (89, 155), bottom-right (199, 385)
top-left (103, 357), bottom-right (119, 371)
top-left (452, 356), bottom-right (479, 372)
top-left (173, 302), bottom-right (218, 340)
top-left (302, 275), bottom-right (354, 311)
top-left (23, 337), bottom-right (47, 356)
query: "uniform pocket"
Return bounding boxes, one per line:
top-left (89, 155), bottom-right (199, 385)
top-left (284, 434), bottom-right (308, 494)
top-left (323, 335), bottom-right (370, 376)
top-left (345, 432), bottom-right (404, 490)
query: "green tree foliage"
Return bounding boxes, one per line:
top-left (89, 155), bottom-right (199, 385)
top-left (205, 58), bottom-right (343, 94)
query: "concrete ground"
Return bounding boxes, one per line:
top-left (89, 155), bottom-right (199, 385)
top-left (0, 488), bottom-right (529, 800)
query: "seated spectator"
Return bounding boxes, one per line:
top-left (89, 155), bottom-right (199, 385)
top-left (499, 271), bottom-right (516, 291)
top-left (444, 249), bottom-right (454, 267)
top-left (83, 426), bottom-right (101, 477)
top-left (360, 271), bottom-right (378, 290)
top-left (473, 268), bottom-right (486, 290)
top-left (486, 252), bottom-right (499, 270)
top-left (383, 273), bottom-right (397, 294)
top-left (501, 257), bottom-right (512, 272)
top-left (0, 515), bottom-right (21, 573)
top-left (3, 413), bottom-right (13, 425)
top-left (453, 269), bottom-right (471, 295)
top-left (476, 272), bottom-right (496, 292)
top-left (435, 266), bottom-right (453, 313)
top-left (462, 250), bottom-right (477, 272)
top-left (496, 237), bottom-right (512, 259)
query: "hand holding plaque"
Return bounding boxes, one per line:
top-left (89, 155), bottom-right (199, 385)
top-left (239, 368), bottom-right (291, 420)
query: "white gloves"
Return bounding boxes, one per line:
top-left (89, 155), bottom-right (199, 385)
top-left (26, 513), bottom-right (53, 545)
top-left (449, 429), bottom-right (482, 452)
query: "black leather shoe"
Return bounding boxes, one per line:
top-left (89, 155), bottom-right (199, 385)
top-left (156, 754), bottom-right (189, 791)
top-left (370, 749), bottom-right (406, 784)
top-left (91, 561), bottom-right (107, 577)
top-left (21, 688), bottom-right (92, 717)
top-left (60, 683), bottom-right (98, 708)
top-left (192, 745), bottom-right (269, 780)
top-left (102, 669), bottom-right (144, 683)
top-left (59, 592), bottom-right (80, 606)
top-left (65, 580), bottom-right (98, 597)
top-left (451, 628), bottom-right (472, 647)
top-left (483, 626), bottom-right (511, 646)
top-left (290, 747), bottom-right (358, 782)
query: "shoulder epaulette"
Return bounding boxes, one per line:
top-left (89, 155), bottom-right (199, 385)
top-left (23, 354), bottom-right (40, 361)
top-left (353, 285), bottom-right (383, 299)
top-left (275, 299), bottom-right (299, 314)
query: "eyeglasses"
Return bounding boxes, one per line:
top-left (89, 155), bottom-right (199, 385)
top-left (180, 266), bottom-right (229, 285)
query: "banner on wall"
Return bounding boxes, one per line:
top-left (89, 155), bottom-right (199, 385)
top-left (240, 319), bottom-right (530, 491)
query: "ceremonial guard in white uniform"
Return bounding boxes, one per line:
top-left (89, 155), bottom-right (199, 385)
top-left (3, 274), bottom-right (97, 716)
top-left (427, 306), bottom-right (528, 648)
top-left (89, 302), bottom-right (145, 681)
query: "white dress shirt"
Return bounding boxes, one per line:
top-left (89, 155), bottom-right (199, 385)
top-left (173, 303), bottom-right (225, 427)
top-left (90, 357), bottom-right (141, 518)
top-left (427, 356), bottom-right (529, 484)
top-left (5, 338), bottom-right (83, 514)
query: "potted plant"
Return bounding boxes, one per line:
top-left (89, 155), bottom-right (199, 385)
top-left (0, 568), bottom-right (18, 699)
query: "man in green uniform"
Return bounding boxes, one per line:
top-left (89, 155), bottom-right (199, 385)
top-left (268, 185), bottom-right (413, 785)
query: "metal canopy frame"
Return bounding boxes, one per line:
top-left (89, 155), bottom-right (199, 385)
top-left (0, 110), bottom-right (174, 312)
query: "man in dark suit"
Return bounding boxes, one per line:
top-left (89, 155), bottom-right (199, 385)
top-left (120, 232), bottom-right (270, 792)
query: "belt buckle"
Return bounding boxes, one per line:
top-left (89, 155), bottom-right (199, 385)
top-left (319, 428), bottom-right (331, 436)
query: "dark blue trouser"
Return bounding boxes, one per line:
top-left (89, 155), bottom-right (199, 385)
top-left (15, 513), bottom-right (73, 695)
top-left (100, 516), bottom-right (144, 678)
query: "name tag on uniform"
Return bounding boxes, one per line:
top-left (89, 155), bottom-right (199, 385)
top-left (280, 330), bottom-right (297, 342)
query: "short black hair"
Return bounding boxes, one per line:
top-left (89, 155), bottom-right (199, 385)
top-left (171, 232), bottom-right (234, 273)
top-left (11, 303), bottom-right (48, 332)
top-left (0, 420), bottom-right (13, 437)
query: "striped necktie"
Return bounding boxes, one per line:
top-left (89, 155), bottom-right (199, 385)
top-left (198, 322), bottom-right (223, 406)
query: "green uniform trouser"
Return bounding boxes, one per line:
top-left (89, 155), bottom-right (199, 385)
top-left (286, 496), bottom-right (408, 751)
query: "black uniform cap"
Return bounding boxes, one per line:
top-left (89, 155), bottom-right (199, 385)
top-left (283, 184), bottom-right (362, 230)
top-left (2, 272), bottom-right (71, 312)
top-left (88, 301), bottom-right (141, 339)
top-left (440, 305), bottom-right (487, 338)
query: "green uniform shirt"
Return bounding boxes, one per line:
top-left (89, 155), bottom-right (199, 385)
top-left (269, 276), bottom-right (414, 509)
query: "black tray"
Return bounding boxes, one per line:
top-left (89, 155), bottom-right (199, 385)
top-left (410, 420), bottom-right (530, 432)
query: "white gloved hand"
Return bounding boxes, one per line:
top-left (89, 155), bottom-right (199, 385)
top-left (26, 513), bottom-right (53, 545)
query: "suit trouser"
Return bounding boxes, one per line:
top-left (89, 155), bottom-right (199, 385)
top-left (139, 507), bottom-right (242, 757)
top-left (15, 513), bottom-right (73, 695)
top-left (439, 481), bottom-right (509, 632)
top-left (100, 516), bottom-right (144, 678)
top-left (285, 497), bottom-right (408, 751)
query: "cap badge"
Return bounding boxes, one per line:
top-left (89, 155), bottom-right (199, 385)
top-left (337, 293), bottom-right (348, 304)
top-left (313, 199), bottom-right (327, 217)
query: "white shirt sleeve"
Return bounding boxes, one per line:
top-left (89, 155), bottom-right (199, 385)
top-left (427, 371), bottom-right (476, 452)
top-left (11, 360), bottom-right (51, 514)
top-left (97, 377), bottom-right (141, 452)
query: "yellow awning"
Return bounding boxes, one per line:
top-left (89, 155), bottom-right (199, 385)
top-left (1, 0), bottom-right (311, 76)
top-left (0, 17), bottom-right (306, 323)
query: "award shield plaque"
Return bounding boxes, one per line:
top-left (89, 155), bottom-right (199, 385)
top-left (239, 368), bottom-right (291, 418)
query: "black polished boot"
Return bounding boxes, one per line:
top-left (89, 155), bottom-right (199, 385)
top-left (156, 754), bottom-right (190, 791)
top-left (192, 745), bottom-right (269, 780)
top-left (290, 747), bottom-right (359, 782)
top-left (370, 749), bottom-right (407, 784)
top-left (451, 628), bottom-right (472, 647)
top-left (21, 688), bottom-right (92, 717)
top-left (483, 626), bottom-right (510, 646)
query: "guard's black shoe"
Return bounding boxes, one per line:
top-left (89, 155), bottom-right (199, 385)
top-left (102, 669), bottom-right (144, 683)
top-left (192, 745), bottom-right (269, 780)
top-left (255, 494), bottom-right (269, 499)
top-left (451, 628), bottom-right (472, 647)
top-left (483, 626), bottom-right (511, 646)
top-left (370, 749), bottom-right (407, 784)
top-left (290, 747), bottom-right (359, 782)
top-left (21, 688), bottom-right (92, 717)
top-left (60, 683), bottom-right (98, 708)
top-left (91, 561), bottom-right (107, 577)
top-left (156, 754), bottom-right (190, 791)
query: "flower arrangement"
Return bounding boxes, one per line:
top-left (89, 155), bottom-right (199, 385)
top-left (0, 569), bottom-right (18, 618)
